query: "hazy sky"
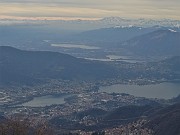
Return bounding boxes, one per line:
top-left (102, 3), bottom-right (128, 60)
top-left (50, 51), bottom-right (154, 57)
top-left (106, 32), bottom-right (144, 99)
top-left (0, 0), bottom-right (180, 20)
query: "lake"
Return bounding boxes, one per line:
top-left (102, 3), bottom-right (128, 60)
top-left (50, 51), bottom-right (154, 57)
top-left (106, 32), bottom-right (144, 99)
top-left (84, 55), bottom-right (145, 63)
top-left (21, 83), bottom-right (180, 107)
top-left (51, 44), bottom-right (100, 50)
top-left (22, 94), bottom-right (71, 107)
top-left (98, 82), bottom-right (180, 99)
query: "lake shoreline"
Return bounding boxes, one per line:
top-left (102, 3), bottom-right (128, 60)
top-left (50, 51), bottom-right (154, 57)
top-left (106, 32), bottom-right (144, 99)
top-left (8, 80), bottom-right (180, 107)
top-left (98, 81), bottom-right (180, 99)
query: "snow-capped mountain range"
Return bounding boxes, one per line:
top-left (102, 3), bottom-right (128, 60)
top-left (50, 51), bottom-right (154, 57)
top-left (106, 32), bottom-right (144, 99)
top-left (99, 17), bottom-right (180, 28)
top-left (0, 17), bottom-right (179, 30)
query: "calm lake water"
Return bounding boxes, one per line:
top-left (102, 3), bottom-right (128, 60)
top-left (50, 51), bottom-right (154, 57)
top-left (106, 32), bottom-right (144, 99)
top-left (84, 55), bottom-right (144, 63)
top-left (22, 94), bottom-right (71, 107)
top-left (21, 83), bottom-right (180, 107)
top-left (99, 82), bottom-right (180, 99)
top-left (51, 44), bottom-right (100, 50)
top-left (106, 55), bottom-right (145, 63)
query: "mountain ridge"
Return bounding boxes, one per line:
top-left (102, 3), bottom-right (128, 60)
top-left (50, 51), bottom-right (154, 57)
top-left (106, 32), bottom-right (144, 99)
top-left (0, 46), bottom-right (117, 86)
top-left (121, 29), bottom-right (180, 56)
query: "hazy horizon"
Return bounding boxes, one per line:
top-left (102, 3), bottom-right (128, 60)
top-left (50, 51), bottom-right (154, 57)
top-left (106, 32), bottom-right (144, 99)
top-left (0, 0), bottom-right (180, 20)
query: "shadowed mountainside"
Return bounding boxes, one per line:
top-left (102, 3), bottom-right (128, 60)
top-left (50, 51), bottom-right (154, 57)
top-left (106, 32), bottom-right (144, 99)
top-left (121, 29), bottom-right (180, 56)
top-left (145, 103), bottom-right (180, 135)
top-left (0, 46), bottom-right (117, 86)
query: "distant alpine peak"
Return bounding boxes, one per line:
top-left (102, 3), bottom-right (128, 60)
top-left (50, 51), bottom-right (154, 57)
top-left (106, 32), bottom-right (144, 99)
top-left (101, 17), bottom-right (126, 21)
top-left (168, 29), bottom-right (177, 33)
top-left (114, 25), bottom-right (121, 28)
top-left (113, 25), bottom-right (135, 29)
